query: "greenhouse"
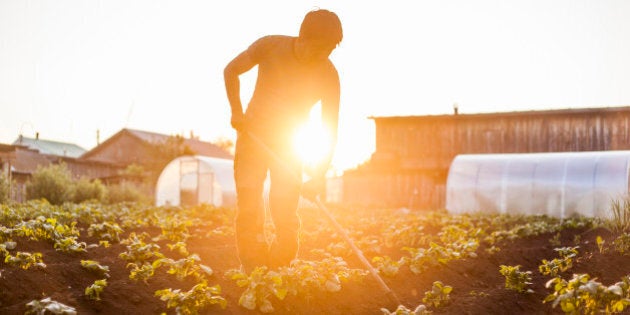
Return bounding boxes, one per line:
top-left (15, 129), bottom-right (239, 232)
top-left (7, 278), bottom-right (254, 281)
top-left (155, 155), bottom-right (235, 207)
top-left (445, 151), bottom-right (630, 219)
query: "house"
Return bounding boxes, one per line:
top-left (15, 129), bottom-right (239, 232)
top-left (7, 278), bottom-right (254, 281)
top-left (13, 134), bottom-right (87, 158)
top-left (79, 128), bottom-right (233, 195)
top-left (0, 143), bottom-right (53, 201)
top-left (81, 128), bottom-right (232, 171)
top-left (1, 128), bottom-right (232, 202)
top-left (342, 105), bottom-right (630, 209)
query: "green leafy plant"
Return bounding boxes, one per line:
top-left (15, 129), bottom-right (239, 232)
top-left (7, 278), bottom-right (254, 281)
top-left (85, 279), bottom-right (107, 301)
top-left (119, 232), bottom-right (164, 265)
top-left (227, 267), bottom-right (288, 313)
top-left (372, 255), bottom-right (405, 277)
top-left (539, 246), bottom-right (579, 277)
top-left (25, 163), bottom-right (74, 205)
top-left (156, 216), bottom-right (192, 243)
top-left (87, 221), bottom-right (124, 242)
top-left (596, 236), bottom-right (607, 254)
top-left (155, 281), bottom-right (227, 314)
top-left (612, 233), bottom-right (630, 255)
top-left (127, 263), bottom-right (157, 283)
top-left (544, 274), bottom-right (630, 314)
top-left (73, 178), bottom-right (106, 203)
top-left (422, 281), bottom-right (453, 308)
top-left (549, 232), bottom-right (562, 246)
top-left (81, 260), bottom-right (110, 278)
top-left (106, 182), bottom-right (149, 204)
top-left (0, 172), bottom-right (11, 204)
top-left (499, 265), bottom-right (533, 293)
top-left (381, 304), bottom-right (431, 315)
top-left (4, 251), bottom-right (46, 270)
top-left (227, 257), bottom-right (367, 313)
top-left (54, 236), bottom-right (87, 253)
top-left (167, 241), bottom-right (190, 256)
top-left (153, 254), bottom-right (213, 281)
top-left (25, 297), bottom-right (77, 315)
top-left (609, 197), bottom-right (630, 234)
top-left (404, 239), bottom-right (476, 275)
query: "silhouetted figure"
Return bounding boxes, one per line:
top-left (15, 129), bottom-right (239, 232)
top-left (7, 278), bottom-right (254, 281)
top-left (224, 9), bottom-right (342, 272)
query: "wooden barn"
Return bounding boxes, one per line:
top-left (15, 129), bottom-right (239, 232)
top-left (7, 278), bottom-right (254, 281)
top-left (80, 128), bottom-right (233, 195)
top-left (342, 105), bottom-right (630, 209)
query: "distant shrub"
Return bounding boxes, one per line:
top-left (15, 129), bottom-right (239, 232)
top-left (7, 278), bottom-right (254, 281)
top-left (106, 182), bottom-right (149, 204)
top-left (0, 172), bottom-right (10, 204)
top-left (73, 178), bottom-right (107, 203)
top-left (26, 163), bottom-right (74, 205)
top-left (610, 196), bottom-right (630, 234)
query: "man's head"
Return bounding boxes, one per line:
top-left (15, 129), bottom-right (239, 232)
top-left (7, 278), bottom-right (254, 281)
top-left (295, 9), bottom-right (342, 63)
top-left (299, 9), bottom-right (343, 46)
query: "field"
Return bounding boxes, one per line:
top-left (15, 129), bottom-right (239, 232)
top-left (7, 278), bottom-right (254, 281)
top-left (1, 201), bottom-right (629, 314)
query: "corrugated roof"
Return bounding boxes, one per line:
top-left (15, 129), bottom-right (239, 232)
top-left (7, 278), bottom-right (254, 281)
top-left (13, 136), bottom-right (87, 158)
top-left (369, 105), bottom-right (630, 121)
top-left (123, 129), bottom-right (233, 159)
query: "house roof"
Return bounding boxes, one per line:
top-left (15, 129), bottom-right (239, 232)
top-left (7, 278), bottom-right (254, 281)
top-left (369, 105), bottom-right (630, 122)
top-left (12, 136), bottom-right (87, 158)
top-left (126, 129), bottom-right (233, 159)
top-left (81, 128), bottom-right (233, 160)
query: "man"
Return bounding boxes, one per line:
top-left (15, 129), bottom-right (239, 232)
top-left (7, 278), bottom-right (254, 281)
top-left (224, 9), bottom-right (342, 272)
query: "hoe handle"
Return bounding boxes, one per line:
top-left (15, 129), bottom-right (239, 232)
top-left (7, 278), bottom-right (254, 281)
top-left (314, 197), bottom-right (401, 306)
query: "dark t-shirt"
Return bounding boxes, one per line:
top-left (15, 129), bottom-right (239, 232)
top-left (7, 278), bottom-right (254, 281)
top-left (245, 35), bottom-right (339, 142)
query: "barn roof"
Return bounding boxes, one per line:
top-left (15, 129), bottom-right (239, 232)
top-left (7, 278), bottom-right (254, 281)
top-left (124, 129), bottom-right (232, 159)
top-left (369, 105), bottom-right (630, 121)
top-left (12, 135), bottom-right (87, 158)
top-left (81, 128), bottom-right (233, 160)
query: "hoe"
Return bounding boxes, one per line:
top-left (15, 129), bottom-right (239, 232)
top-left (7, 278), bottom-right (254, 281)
top-left (246, 131), bottom-right (401, 306)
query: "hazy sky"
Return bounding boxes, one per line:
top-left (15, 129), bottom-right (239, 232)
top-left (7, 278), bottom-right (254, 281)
top-left (1, 0), bottom-right (630, 171)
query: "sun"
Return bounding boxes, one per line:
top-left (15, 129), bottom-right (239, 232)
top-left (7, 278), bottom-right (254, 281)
top-left (293, 104), bottom-right (331, 168)
top-left (293, 103), bottom-right (375, 175)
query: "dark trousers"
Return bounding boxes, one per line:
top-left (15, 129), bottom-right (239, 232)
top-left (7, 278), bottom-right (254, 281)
top-left (233, 131), bottom-right (302, 269)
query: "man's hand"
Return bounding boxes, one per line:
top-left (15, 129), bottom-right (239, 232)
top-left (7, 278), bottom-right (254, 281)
top-left (231, 111), bottom-right (247, 131)
top-left (301, 176), bottom-right (325, 201)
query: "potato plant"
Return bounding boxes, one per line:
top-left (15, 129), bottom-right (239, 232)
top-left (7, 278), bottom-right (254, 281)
top-left (4, 251), bottom-right (46, 270)
top-left (87, 221), bottom-right (124, 243)
top-left (153, 254), bottom-right (214, 282)
top-left (227, 256), bottom-right (367, 313)
top-left (381, 304), bottom-right (430, 315)
top-left (538, 246), bottom-right (579, 277)
top-left (544, 274), bottom-right (630, 314)
top-left (499, 265), bottom-right (533, 293)
top-left (155, 281), bottom-right (227, 314)
top-left (80, 260), bottom-right (110, 278)
top-left (422, 281), bottom-right (453, 308)
top-left (25, 297), bottom-right (77, 315)
top-left (85, 279), bottom-right (107, 301)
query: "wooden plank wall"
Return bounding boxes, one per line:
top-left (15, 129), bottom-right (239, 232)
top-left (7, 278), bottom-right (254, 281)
top-left (343, 107), bottom-right (630, 209)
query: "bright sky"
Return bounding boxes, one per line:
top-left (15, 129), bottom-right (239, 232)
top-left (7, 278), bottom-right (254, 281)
top-left (1, 0), bottom-right (630, 172)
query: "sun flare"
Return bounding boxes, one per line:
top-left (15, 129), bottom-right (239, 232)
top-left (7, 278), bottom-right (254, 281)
top-left (293, 105), bottom-right (331, 167)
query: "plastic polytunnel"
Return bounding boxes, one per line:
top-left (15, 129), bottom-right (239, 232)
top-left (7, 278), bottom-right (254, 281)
top-left (446, 151), bottom-right (630, 219)
top-left (155, 155), bottom-right (235, 207)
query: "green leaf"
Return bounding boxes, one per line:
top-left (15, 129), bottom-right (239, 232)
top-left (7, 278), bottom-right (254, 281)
top-left (200, 264), bottom-right (213, 276)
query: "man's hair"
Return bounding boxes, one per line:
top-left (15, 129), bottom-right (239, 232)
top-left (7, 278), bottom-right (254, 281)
top-left (299, 9), bottom-right (343, 45)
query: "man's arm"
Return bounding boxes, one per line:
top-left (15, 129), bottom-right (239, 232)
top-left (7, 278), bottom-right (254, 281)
top-left (224, 50), bottom-right (257, 131)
